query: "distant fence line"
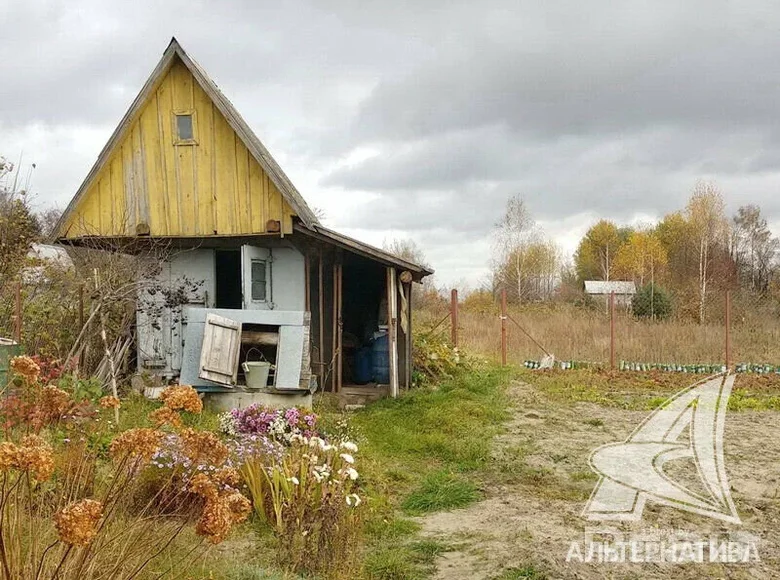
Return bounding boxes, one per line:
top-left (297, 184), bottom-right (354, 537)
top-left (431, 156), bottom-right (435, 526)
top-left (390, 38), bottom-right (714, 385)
top-left (435, 288), bottom-right (768, 373)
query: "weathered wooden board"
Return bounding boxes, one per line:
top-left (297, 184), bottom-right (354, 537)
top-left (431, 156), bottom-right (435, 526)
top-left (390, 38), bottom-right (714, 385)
top-left (199, 313), bottom-right (241, 386)
top-left (275, 325), bottom-right (305, 389)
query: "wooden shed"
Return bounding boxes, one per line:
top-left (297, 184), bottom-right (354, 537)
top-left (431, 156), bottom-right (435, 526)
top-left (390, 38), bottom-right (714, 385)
top-left (52, 38), bottom-right (432, 401)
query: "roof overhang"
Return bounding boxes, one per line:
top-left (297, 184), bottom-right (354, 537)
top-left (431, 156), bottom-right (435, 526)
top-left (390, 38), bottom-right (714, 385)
top-left (293, 223), bottom-right (433, 283)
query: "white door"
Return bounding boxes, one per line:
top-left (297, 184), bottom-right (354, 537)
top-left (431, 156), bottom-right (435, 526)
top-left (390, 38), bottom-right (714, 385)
top-left (241, 245), bottom-right (272, 310)
top-left (198, 313), bottom-right (242, 386)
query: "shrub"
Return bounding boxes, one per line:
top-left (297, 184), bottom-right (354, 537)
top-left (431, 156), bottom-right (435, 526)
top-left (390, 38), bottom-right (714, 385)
top-left (218, 405), bottom-right (318, 443)
top-left (632, 283), bottom-right (673, 320)
top-left (0, 365), bottom-right (249, 578)
top-left (241, 436), bottom-right (362, 578)
top-left (461, 289), bottom-right (497, 315)
top-left (412, 333), bottom-right (478, 387)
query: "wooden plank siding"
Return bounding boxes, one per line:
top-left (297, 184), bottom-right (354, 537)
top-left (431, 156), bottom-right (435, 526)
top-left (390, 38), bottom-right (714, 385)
top-left (60, 57), bottom-right (296, 239)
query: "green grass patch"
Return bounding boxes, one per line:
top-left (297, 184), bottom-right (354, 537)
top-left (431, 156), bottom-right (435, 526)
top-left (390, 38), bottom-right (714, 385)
top-left (402, 470), bottom-right (481, 515)
top-left (363, 538), bottom-right (451, 580)
top-left (352, 365), bottom-right (513, 497)
top-left (115, 392), bottom-right (221, 432)
top-left (520, 369), bottom-right (780, 412)
top-left (493, 564), bottom-right (548, 579)
top-left (582, 417), bottom-right (603, 427)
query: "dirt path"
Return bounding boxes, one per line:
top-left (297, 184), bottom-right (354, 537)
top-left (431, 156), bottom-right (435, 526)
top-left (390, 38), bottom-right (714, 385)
top-left (418, 379), bottom-right (780, 579)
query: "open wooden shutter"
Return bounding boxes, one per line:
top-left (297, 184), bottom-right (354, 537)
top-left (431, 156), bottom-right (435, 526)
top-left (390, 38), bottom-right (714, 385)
top-left (199, 313), bottom-right (242, 386)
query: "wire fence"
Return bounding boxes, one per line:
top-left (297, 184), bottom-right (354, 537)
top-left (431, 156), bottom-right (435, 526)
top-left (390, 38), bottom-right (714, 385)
top-left (418, 289), bottom-right (780, 375)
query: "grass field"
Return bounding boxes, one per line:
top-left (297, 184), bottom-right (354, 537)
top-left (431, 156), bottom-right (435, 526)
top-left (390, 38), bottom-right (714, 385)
top-left (417, 300), bottom-right (780, 368)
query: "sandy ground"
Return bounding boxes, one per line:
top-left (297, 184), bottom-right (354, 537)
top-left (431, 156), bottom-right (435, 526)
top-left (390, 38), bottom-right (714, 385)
top-left (419, 379), bottom-right (780, 579)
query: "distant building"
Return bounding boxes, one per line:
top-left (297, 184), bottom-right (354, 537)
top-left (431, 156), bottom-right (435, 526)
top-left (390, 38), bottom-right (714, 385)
top-left (584, 281), bottom-right (636, 308)
top-left (23, 243), bottom-right (75, 284)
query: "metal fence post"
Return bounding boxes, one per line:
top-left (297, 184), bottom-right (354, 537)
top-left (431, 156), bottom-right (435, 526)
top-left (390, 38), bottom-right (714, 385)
top-left (725, 290), bottom-right (731, 370)
top-left (500, 289), bottom-right (507, 366)
top-left (609, 291), bottom-right (616, 371)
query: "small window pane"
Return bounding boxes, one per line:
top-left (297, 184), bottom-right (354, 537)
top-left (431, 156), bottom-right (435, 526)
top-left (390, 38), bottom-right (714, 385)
top-left (176, 114), bottom-right (194, 140)
top-left (251, 260), bottom-right (267, 301)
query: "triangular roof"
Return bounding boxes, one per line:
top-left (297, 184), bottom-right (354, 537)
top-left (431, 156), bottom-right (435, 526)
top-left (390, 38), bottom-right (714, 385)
top-left (54, 37), bottom-right (318, 239)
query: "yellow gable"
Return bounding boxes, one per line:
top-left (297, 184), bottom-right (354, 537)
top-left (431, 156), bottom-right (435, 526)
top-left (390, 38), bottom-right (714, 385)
top-left (58, 52), bottom-right (302, 239)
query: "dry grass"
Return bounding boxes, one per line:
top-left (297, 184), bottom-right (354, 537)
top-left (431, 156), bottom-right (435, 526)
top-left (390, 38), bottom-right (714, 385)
top-left (417, 300), bottom-right (780, 366)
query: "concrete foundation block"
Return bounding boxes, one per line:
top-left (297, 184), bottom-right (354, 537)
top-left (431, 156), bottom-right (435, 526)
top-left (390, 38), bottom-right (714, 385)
top-left (204, 389), bottom-right (313, 412)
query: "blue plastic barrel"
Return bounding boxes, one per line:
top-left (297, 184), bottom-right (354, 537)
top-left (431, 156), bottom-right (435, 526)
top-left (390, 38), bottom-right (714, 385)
top-left (353, 347), bottom-right (373, 385)
top-left (372, 333), bottom-right (390, 384)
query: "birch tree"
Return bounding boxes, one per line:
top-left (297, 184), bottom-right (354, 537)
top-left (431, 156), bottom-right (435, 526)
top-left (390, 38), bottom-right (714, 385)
top-left (574, 220), bottom-right (626, 282)
top-left (686, 181), bottom-right (729, 323)
top-left (614, 230), bottom-right (668, 287)
top-left (732, 204), bottom-right (777, 293)
top-left (492, 195), bottom-right (539, 303)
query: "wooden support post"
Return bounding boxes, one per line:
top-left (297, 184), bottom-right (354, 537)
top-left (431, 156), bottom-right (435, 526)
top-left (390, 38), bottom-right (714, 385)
top-left (13, 281), bottom-right (22, 344)
top-left (500, 289), bottom-right (507, 366)
top-left (405, 282), bottom-right (413, 390)
top-left (336, 262), bottom-right (343, 393)
top-left (725, 290), bottom-right (731, 370)
top-left (331, 261), bottom-right (338, 392)
top-left (609, 291), bottom-right (616, 371)
top-left (450, 288), bottom-right (459, 347)
top-left (304, 252), bottom-right (311, 312)
top-left (387, 268), bottom-right (399, 398)
top-left (318, 248), bottom-right (324, 385)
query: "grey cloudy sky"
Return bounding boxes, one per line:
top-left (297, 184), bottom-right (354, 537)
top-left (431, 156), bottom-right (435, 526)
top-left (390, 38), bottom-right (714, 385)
top-left (3, 0), bottom-right (780, 287)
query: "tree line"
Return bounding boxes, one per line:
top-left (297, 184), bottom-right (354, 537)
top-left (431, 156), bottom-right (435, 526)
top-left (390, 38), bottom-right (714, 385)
top-left (491, 181), bottom-right (779, 322)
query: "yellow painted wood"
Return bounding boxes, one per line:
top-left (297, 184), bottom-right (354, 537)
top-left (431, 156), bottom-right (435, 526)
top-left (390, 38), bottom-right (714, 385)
top-left (194, 81), bottom-right (215, 234)
top-left (60, 57), bottom-right (298, 238)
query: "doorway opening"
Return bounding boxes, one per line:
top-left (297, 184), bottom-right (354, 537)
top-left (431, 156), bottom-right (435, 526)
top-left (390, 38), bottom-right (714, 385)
top-left (215, 249), bottom-right (242, 308)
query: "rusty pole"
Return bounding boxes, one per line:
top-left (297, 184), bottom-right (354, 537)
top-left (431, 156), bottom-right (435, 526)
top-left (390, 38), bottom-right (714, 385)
top-left (450, 288), bottom-right (459, 347)
top-left (609, 291), bottom-right (616, 371)
top-left (13, 281), bottom-right (22, 344)
top-left (500, 289), bottom-right (507, 366)
top-left (725, 290), bottom-right (732, 370)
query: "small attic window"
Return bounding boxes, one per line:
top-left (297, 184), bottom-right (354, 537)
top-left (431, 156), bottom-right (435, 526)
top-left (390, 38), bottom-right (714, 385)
top-left (173, 111), bottom-right (197, 144)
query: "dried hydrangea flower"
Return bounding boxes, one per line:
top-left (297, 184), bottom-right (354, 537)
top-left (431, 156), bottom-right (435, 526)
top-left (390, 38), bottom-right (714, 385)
top-left (196, 498), bottom-right (233, 544)
top-left (224, 491), bottom-right (251, 523)
top-left (109, 428), bottom-right (164, 462)
top-left (149, 406), bottom-right (183, 429)
top-left (9, 356), bottom-right (40, 382)
top-left (41, 386), bottom-right (71, 421)
top-left (53, 499), bottom-right (104, 546)
top-left (213, 467), bottom-right (240, 489)
top-left (159, 385), bottom-right (203, 414)
top-left (194, 488), bottom-right (252, 544)
top-left (0, 442), bottom-right (18, 471)
top-left (189, 473), bottom-right (218, 501)
top-left (99, 395), bottom-right (121, 409)
top-left (16, 435), bottom-right (54, 481)
top-left (180, 429), bottom-right (228, 465)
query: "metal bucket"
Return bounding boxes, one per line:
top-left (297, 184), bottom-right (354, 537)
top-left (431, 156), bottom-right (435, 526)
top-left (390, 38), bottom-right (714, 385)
top-left (242, 361), bottom-right (271, 389)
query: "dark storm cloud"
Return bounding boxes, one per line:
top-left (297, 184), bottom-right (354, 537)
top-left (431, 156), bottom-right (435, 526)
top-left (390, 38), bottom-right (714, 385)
top-left (345, 2), bottom-right (780, 143)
